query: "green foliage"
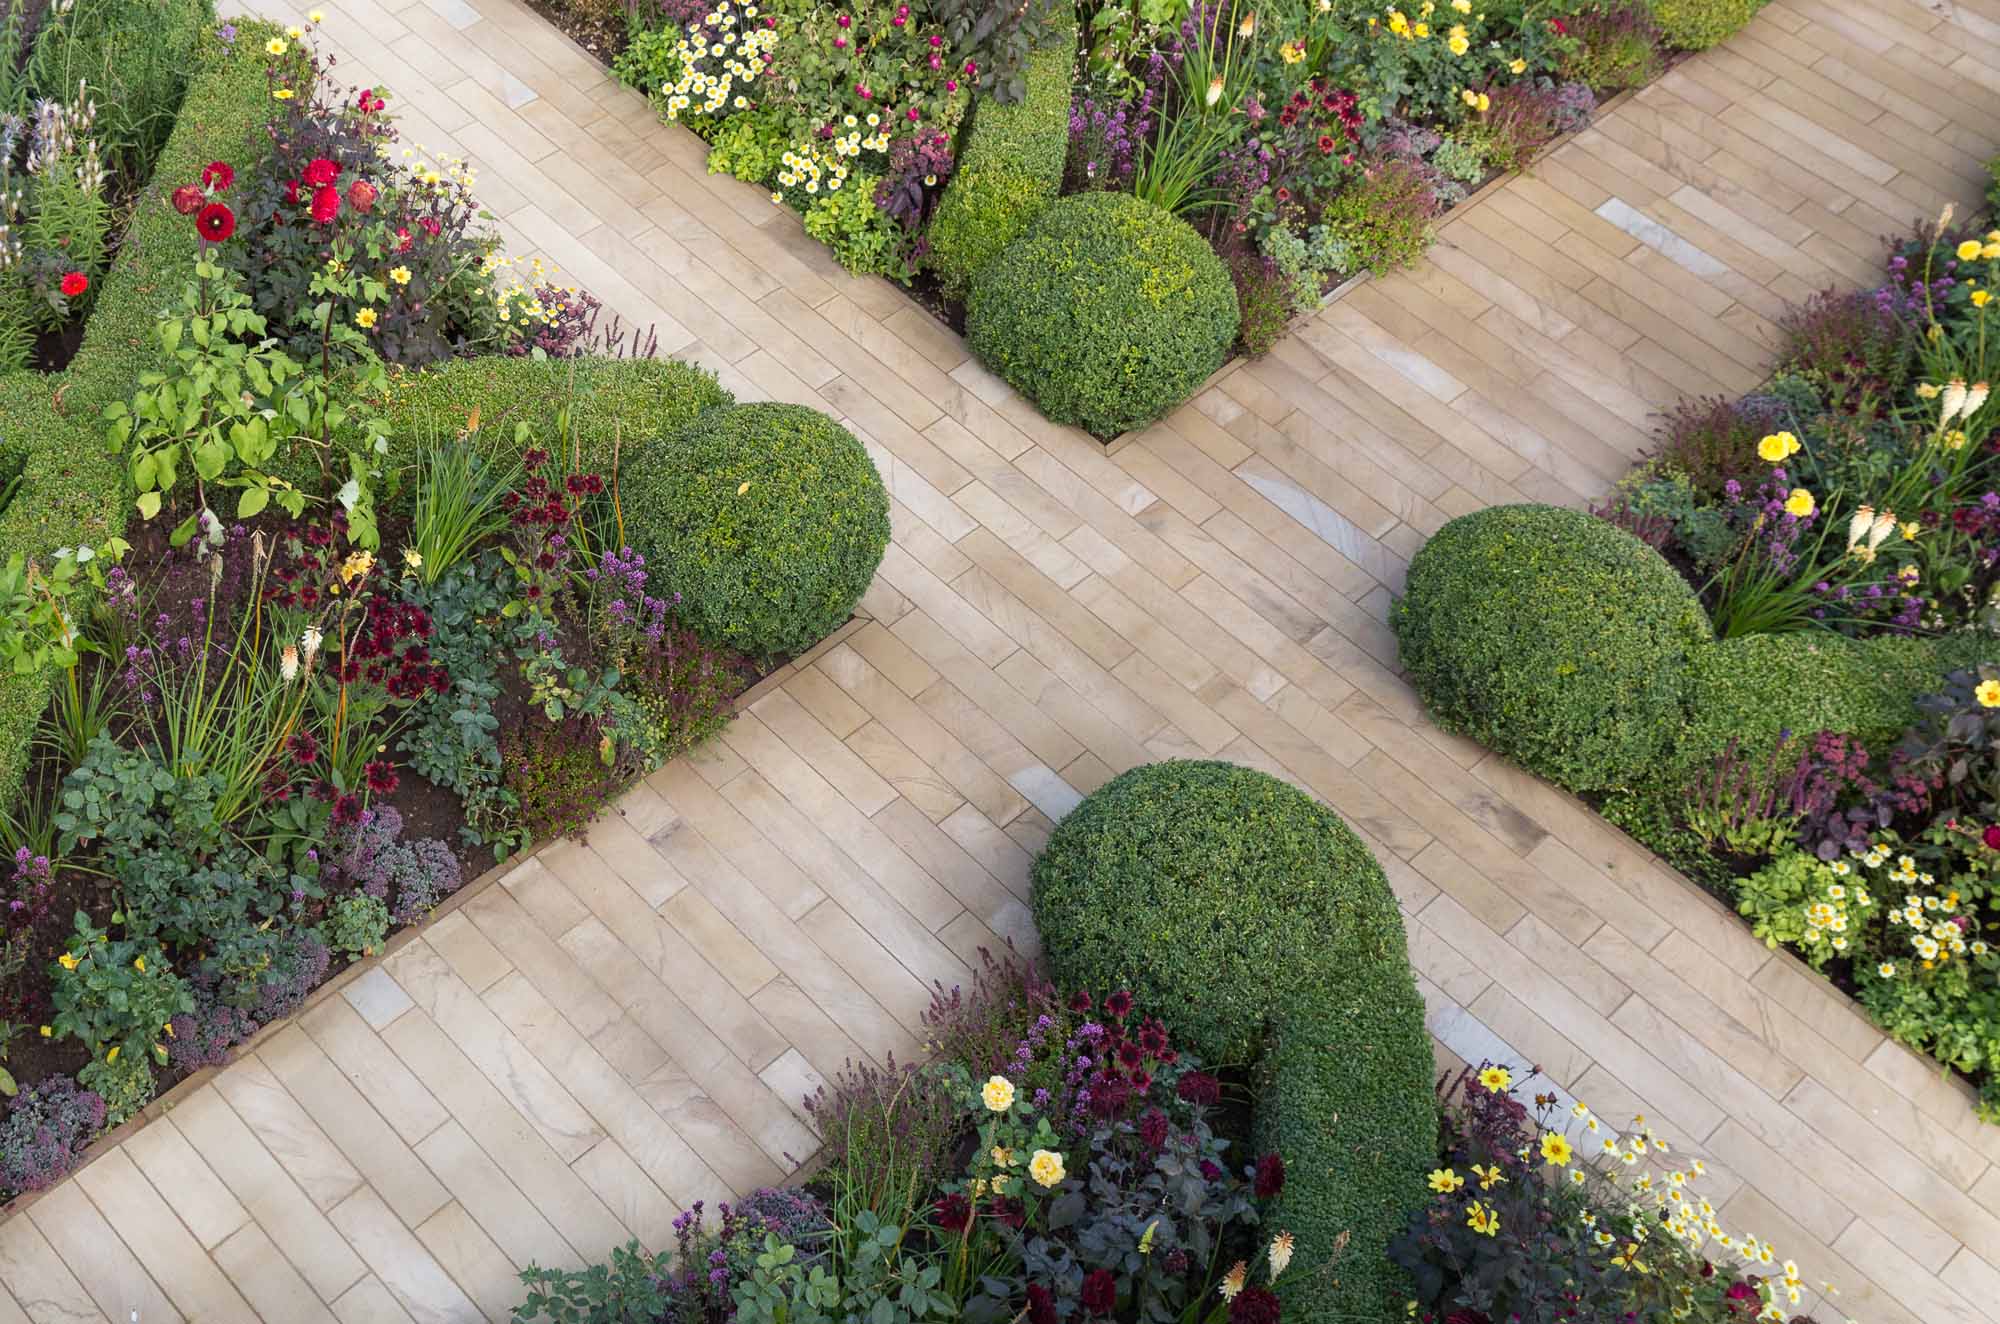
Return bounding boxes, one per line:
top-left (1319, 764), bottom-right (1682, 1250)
top-left (399, 558), bottom-right (520, 855)
top-left (48, 912), bottom-right (192, 1073)
top-left (1320, 156), bottom-right (1439, 276)
top-left (23, 0), bottom-right (212, 176)
top-left (1030, 760), bottom-right (1434, 1324)
top-left (1393, 504), bottom-right (1713, 791)
top-left (802, 172), bottom-right (908, 277)
top-left (0, 22), bottom-right (278, 812)
top-left (77, 1046), bottom-right (155, 1126)
top-left (515, 1240), bottom-right (673, 1323)
top-left (1671, 633), bottom-right (1953, 785)
top-left (1231, 257), bottom-right (1294, 358)
top-left (1259, 223), bottom-right (1350, 316)
top-left (925, 12), bottom-right (1075, 300)
top-left (1431, 134), bottom-right (1488, 184)
top-left (705, 110), bottom-right (791, 185)
top-left (966, 191), bottom-right (1237, 438)
top-left (622, 402), bottom-right (889, 658)
top-left (1735, 849), bottom-right (1871, 966)
top-left (319, 892), bottom-right (391, 961)
top-left (1646, 0), bottom-right (1768, 49)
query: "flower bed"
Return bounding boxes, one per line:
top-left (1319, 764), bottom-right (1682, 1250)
top-left (556, 0), bottom-right (1775, 438)
top-left (513, 760), bottom-right (1845, 1324)
top-left (1394, 197), bottom-right (2000, 1122)
top-left (0, 17), bottom-right (890, 1198)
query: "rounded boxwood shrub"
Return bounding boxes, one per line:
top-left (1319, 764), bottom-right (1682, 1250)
top-left (623, 403), bottom-right (889, 658)
top-left (1392, 504), bottom-right (1713, 792)
top-left (1647, 0), bottom-right (1767, 49)
top-left (1031, 760), bottom-right (1433, 1324)
top-left (965, 191), bottom-right (1238, 439)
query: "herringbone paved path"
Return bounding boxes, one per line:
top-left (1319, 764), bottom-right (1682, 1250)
top-left (6, 0), bottom-right (2000, 1319)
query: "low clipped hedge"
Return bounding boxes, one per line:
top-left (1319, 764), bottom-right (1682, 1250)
top-left (966, 192), bottom-right (1238, 438)
top-left (1646, 0), bottom-right (1768, 49)
top-left (622, 402), bottom-right (890, 658)
top-left (1392, 504), bottom-right (1713, 792)
top-left (1031, 760), bottom-right (1434, 1324)
top-left (0, 19), bottom-right (277, 807)
top-left (925, 10), bottom-right (1076, 301)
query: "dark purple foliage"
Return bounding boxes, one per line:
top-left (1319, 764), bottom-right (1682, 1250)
top-left (0, 1077), bottom-right (107, 1196)
top-left (1648, 393), bottom-right (1791, 498)
top-left (874, 130), bottom-right (955, 231)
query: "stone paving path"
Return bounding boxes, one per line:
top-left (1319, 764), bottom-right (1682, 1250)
top-left (7, 0), bottom-right (2000, 1319)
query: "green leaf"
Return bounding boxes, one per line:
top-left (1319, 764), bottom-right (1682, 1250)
top-left (135, 491), bottom-right (162, 519)
top-left (132, 451), bottom-right (157, 492)
top-left (169, 512), bottom-right (199, 547)
top-left (237, 486), bottom-right (269, 519)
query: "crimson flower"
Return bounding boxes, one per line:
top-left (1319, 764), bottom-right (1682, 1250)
top-left (419, 216), bottom-right (441, 237)
top-left (356, 87), bottom-right (385, 112)
top-left (1317, 134), bottom-right (1336, 153)
top-left (1103, 989), bottom-right (1133, 1019)
top-left (287, 730), bottom-right (320, 766)
top-left (1137, 1107), bottom-right (1168, 1151)
top-left (1068, 990), bottom-right (1093, 1013)
top-left (987, 1196), bottom-right (1024, 1228)
top-left (1983, 825), bottom-right (2000, 850)
top-left (302, 156), bottom-right (341, 187)
top-left (171, 184), bottom-right (203, 214)
top-left (347, 178), bottom-right (378, 213)
top-left (1253, 1152), bottom-right (1286, 1199)
top-left (195, 202), bottom-right (237, 241)
top-left (1177, 1071), bottom-right (1221, 1106)
top-left (310, 185), bottom-right (341, 225)
top-left (58, 271), bottom-right (87, 297)
top-left (1229, 1287), bottom-right (1281, 1324)
top-left (1025, 1285), bottom-right (1057, 1324)
top-left (200, 160), bottom-right (235, 191)
top-left (394, 226), bottom-right (413, 251)
top-left (331, 792), bottom-right (362, 827)
top-left (1079, 1270), bottom-right (1116, 1317)
top-left (931, 1192), bottom-right (971, 1233)
top-left (364, 759), bottom-right (400, 796)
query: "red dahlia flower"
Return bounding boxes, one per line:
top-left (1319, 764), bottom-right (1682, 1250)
top-left (171, 184), bottom-right (203, 214)
top-left (195, 202), bottom-right (237, 241)
top-left (1253, 1152), bottom-right (1285, 1199)
top-left (419, 216), bottom-right (441, 237)
top-left (302, 156), bottom-right (341, 187)
top-left (1229, 1288), bottom-right (1281, 1324)
top-left (58, 271), bottom-right (87, 297)
top-left (200, 160), bottom-right (235, 191)
top-left (347, 179), bottom-right (378, 213)
top-left (310, 185), bottom-right (342, 224)
top-left (1079, 1270), bottom-right (1116, 1317)
top-left (1024, 1285), bottom-right (1057, 1324)
top-left (394, 226), bottom-right (413, 251)
top-left (931, 1192), bottom-right (970, 1233)
top-left (1103, 989), bottom-right (1133, 1019)
top-left (1983, 825), bottom-right (2000, 850)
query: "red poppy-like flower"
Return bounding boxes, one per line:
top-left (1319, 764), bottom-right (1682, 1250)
top-left (364, 759), bottom-right (400, 796)
top-left (302, 156), bottom-right (341, 187)
top-left (331, 792), bottom-right (363, 827)
top-left (1229, 1287), bottom-right (1281, 1324)
top-left (310, 185), bottom-right (341, 224)
top-left (931, 1192), bottom-right (971, 1233)
top-left (1103, 989), bottom-right (1133, 1019)
top-left (59, 271), bottom-right (87, 297)
top-left (1079, 1270), bottom-right (1116, 1317)
top-left (347, 178), bottom-right (379, 214)
top-left (1982, 824), bottom-right (2000, 850)
top-left (288, 730), bottom-right (320, 766)
top-left (171, 184), bottom-right (203, 214)
top-left (200, 160), bottom-right (235, 191)
top-left (1069, 989), bottom-right (1093, 1013)
top-left (1253, 1152), bottom-right (1285, 1199)
top-left (195, 202), bottom-right (237, 241)
top-left (1024, 1285), bottom-right (1057, 1324)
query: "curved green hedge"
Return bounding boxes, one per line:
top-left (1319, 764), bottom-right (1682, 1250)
top-left (1393, 504), bottom-right (1713, 792)
top-left (924, 10), bottom-right (1075, 302)
top-left (966, 191), bottom-right (1238, 438)
top-left (0, 18), bottom-right (277, 807)
top-left (622, 402), bottom-right (889, 658)
top-left (1030, 760), bottom-right (1433, 1324)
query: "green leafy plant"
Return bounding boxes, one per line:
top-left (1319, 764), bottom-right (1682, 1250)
top-left (408, 427), bottom-right (519, 586)
top-left (622, 403), bottom-right (889, 658)
top-left (1131, 0), bottom-right (1253, 215)
top-left (966, 191), bottom-right (1238, 438)
top-left (48, 912), bottom-right (192, 1073)
top-left (802, 172), bottom-right (909, 277)
top-left (1393, 504), bottom-right (1713, 791)
top-left (1645, 0), bottom-right (1768, 50)
top-left (319, 892), bottom-right (391, 961)
top-left (516, 1240), bottom-right (674, 1323)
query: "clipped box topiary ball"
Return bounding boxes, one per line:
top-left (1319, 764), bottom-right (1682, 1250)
top-left (623, 402), bottom-right (890, 658)
top-left (1392, 503), bottom-right (1713, 792)
top-left (964, 191), bottom-right (1238, 439)
top-left (1031, 759), bottom-right (1433, 1324)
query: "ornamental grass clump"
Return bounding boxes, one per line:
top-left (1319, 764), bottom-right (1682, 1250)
top-left (1030, 759), bottom-right (1433, 1324)
top-left (1394, 504), bottom-right (1713, 791)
